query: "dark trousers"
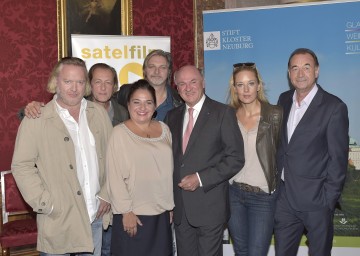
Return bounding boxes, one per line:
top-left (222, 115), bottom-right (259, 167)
top-left (175, 208), bottom-right (224, 256)
top-left (112, 212), bottom-right (172, 256)
top-left (274, 182), bottom-right (334, 256)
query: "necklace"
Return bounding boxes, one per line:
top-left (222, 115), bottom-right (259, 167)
top-left (132, 120), bottom-right (152, 138)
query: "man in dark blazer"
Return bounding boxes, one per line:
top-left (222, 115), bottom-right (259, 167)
top-left (274, 48), bottom-right (349, 256)
top-left (164, 65), bottom-right (245, 256)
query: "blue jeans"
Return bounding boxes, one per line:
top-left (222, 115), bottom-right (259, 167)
top-left (101, 225), bottom-right (112, 256)
top-left (228, 183), bottom-right (278, 256)
top-left (40, 218), bottom-right (103, 256)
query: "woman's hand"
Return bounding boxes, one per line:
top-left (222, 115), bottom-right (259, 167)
top-left (169, 211), bottom-right (173, 224)
top-left (123, 211), bottom-right (143, 237)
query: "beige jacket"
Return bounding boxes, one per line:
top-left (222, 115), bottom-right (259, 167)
top-left (11, 99), bottom-right (112, 254)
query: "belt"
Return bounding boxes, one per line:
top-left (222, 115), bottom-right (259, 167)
top-left (232, 182), bottom-right (265, 194)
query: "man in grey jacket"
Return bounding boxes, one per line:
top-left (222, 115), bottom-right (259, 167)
top-left (12, 57), bottom-right (113, 255)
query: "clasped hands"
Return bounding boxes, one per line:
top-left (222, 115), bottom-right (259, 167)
top-left (178, 173), bottom-right (200, 192)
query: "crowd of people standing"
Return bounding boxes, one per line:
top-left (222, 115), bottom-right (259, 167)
top-left (13, 48), bottom-right (349, 256)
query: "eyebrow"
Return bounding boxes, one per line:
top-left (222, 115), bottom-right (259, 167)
top-left (291, 62), bottom-right (312, 68)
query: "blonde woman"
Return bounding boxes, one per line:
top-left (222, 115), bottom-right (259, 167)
top-left (228, 63), bottom-right (282, 256)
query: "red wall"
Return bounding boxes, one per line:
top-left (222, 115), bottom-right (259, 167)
top-left (0, 0), bottom-right (194, 171)
top-left (0, 1), bottom-right (57, 171)
top-left (133, 0), bottom-right (194, 70)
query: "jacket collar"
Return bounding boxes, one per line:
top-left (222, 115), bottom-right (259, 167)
top-left (42, 97), bottom-right (97, 135)
top-left (284, 85), bottom-right (324, 144)
top-left (257, 102), bottom-right (271, 139)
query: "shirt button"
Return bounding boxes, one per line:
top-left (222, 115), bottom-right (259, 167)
top-left (181, 163), bottom-right (185, 167)
top-left (69, 164), bottom-right (73, 169)
top-left (64, 137), bottom-right (69, 141)
top-left (41, 202), bottom-right (45, 206)
top-left (77, 191), bottom-right (82, 196)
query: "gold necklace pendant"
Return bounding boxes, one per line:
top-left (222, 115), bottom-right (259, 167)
top-left (132, 120), bottom-right (152, 138)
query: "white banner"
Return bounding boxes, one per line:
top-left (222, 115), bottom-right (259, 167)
top-left (71, 35), bottom-right (171, 87)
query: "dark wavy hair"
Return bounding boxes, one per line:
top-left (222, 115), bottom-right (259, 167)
top-left (127, 79), bottom-right (157, 106)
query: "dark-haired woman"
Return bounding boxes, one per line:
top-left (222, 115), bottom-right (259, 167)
top-left (106, 79), bottom-right (174, 256)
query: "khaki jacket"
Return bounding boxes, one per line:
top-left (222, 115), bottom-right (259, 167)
top-left (12, 99), bottom-right (113, 254)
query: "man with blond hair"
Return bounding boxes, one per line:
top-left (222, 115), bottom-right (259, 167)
top-left (12, 57), bottom-right (112, 256)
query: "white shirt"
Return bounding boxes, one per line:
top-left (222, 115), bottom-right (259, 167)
top-left (287, 84), bottom-right (318, 142)
top-left (282, 84), bottom-right (318, 180)
top-left (182, 94), bottom-right (206, 135)
top-left (230, 121), bottom-right (269, 193)
top-left (183, 94), bottom-right (206, 186)
top-left (55, 96), bottom-right (100, 223)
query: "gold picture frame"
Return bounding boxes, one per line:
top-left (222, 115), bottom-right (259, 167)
top-left (57, 0), bottom-right (133, 59)
top-left (193, 0), bottom-right (225, 70)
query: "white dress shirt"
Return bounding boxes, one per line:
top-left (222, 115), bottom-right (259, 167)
top-left (55, 96), bottom-right (100, 223)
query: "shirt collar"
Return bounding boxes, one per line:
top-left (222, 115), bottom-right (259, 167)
top-left (293, 84), bottom-right (318, 107)
top-left (54, 94), bottom-right (87, 117)
top-left (186, 94), bottom-right (206, 113)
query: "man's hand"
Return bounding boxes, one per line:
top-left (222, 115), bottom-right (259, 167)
top-left (178, 174), bottom-right (200, 191)
top-left (25, 101), bottom-right (44, 118)
top-left (123, 211), bottom-right (143, 237)
top-left (96, 198), bottom-right (111, 219)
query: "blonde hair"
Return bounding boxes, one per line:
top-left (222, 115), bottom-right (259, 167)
top-left (228, 65), bottom-right (268, 109)
top-left (47, 57), bottom-right (91, 96)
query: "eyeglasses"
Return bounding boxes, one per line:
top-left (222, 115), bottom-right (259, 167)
top-left (233, 62), bottom-right (256, 69)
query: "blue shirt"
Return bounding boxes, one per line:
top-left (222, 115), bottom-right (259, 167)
top-left (155, 86), bottom-right (174, 121)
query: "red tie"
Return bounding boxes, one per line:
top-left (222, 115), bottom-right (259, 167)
top-left (182, 108), bottom-right (194, 153)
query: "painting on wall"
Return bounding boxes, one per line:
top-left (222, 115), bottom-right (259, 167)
top-left (57, 0), bottom-right (132, 58)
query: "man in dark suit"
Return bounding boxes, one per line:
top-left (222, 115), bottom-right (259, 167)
top-left (274, 48), bottom-right (349, 256)
top-left (164, 65), bottom-right (245, 256)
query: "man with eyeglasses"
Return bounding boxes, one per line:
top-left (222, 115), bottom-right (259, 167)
top-left (12, 57), bottom-right (113, 256)
top-left (116, 49), bottom-right (183, 121)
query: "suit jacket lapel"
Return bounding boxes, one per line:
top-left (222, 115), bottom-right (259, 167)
top-left (288, 86), bottom-right (324, 145)
top-left (282, 94), bottom-right (293, 145)
top-left (174, 105), bottom-right (186, 156)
